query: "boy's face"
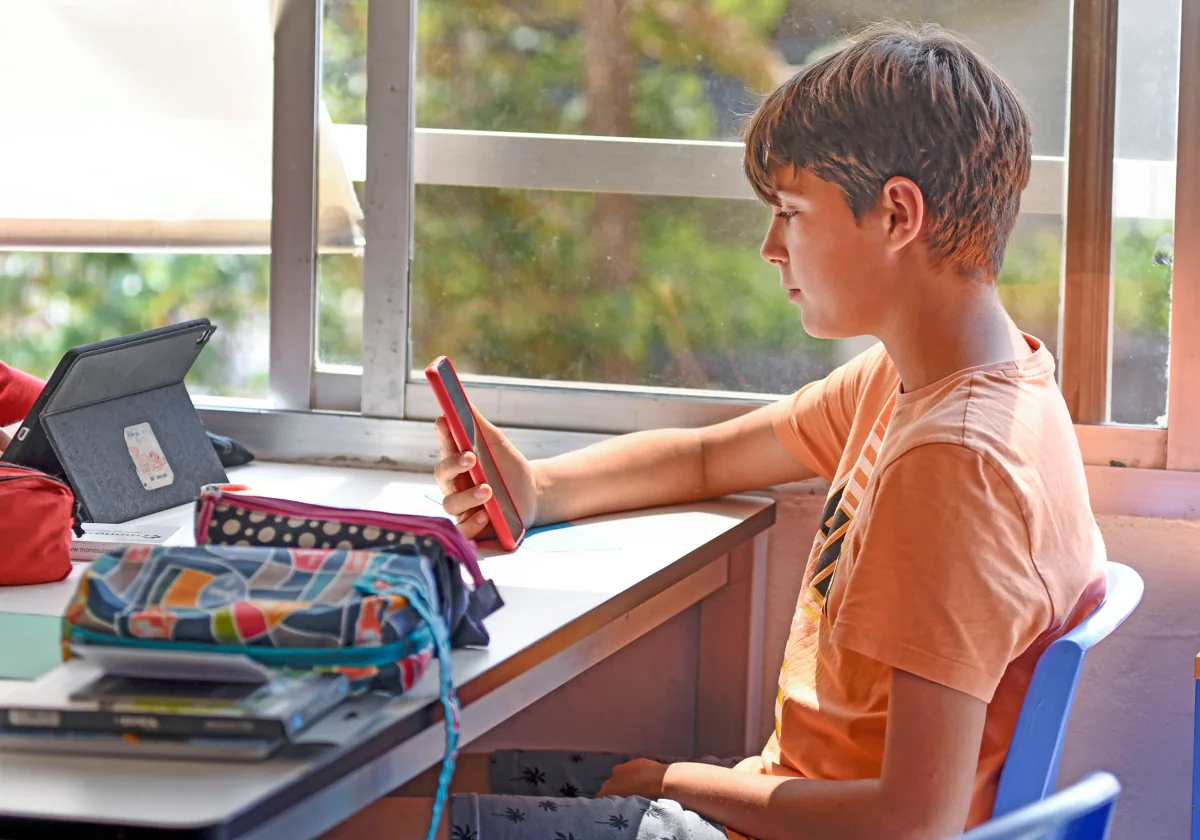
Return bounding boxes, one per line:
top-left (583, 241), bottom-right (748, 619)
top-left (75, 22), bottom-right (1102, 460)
top-left (759, 167), bottom-right (892, 340)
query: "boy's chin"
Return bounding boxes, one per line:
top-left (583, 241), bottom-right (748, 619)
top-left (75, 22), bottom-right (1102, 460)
top-left (798, 311), bottom-right (852, 341)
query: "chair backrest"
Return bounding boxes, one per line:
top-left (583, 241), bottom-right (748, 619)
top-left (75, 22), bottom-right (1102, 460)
top-left (963, 772), bottom-right (1121, 840)
top-left (992, 560), bottom-right (1143, 818)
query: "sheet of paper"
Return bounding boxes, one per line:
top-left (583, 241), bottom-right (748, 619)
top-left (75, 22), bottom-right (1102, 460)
top-left (422, 492), bottom-right (621, 551)
top-left (521, 521), bottom-right (621, 553)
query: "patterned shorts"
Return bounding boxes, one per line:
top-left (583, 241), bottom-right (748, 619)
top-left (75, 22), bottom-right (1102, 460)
top-left (449, 750), bottom-right (739, 840)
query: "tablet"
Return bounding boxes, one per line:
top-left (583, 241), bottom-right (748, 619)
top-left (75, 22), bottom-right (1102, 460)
top-left (2, 320), bottom-right (229, 522)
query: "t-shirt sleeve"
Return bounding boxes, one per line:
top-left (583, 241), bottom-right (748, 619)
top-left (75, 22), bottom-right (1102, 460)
top-left (830, 443), bottom-right (1053, 703)
top-left (0, 362), bottom-right (43, 427)
top-left (769, 344), bottom-right (884, 482)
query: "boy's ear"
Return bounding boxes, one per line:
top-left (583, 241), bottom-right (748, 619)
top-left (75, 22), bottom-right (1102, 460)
top-left (878, 176), bottom-right (925, 253)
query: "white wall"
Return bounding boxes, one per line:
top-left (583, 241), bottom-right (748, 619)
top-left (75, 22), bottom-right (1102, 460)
top-left (474, 485), bottom-right (1198, 838)
top-left (1058, 514), bottom-right (1200, 839)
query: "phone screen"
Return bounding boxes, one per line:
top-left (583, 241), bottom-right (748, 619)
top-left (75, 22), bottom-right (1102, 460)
top-left (435, 358), bottom-right (525, 540)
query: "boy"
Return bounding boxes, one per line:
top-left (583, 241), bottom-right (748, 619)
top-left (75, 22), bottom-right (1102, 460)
top-left (332, 21), bottom-right (1106, 840)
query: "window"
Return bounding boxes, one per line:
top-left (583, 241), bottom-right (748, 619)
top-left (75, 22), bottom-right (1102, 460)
top-left (0, 1), bottom-right (279, 398)
top-left (317, 0), bottom-right (367, 371)
top-left (404, 1), bottom-right (1071, 397)
top-left (7, 0), bottom-right (1200, 483)
top-left (0, 0), bottom-right (361, 401)
top-left (1109, 0), bottom-right (1180, 426)
top-left (0, 252), bottom-right (270, 399)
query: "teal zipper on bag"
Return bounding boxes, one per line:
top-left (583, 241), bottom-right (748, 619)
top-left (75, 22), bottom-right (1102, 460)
top-left (65, 625), bottom-right (431, 669)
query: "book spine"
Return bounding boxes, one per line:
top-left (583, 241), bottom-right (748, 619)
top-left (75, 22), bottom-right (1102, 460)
top-left (277, 677), bottom-right (351, 740)
top-left (1, 707), bottom-right (284, 741)
top-left (69, 543), bottom-right (133, 561)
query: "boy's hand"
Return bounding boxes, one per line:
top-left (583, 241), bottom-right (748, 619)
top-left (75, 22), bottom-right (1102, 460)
top-left (595, 759), bottom-right (669, 800)
top-left (0, 428), bottom-right (9, 456)
top-left (432, 411), bottom-right (539, 540)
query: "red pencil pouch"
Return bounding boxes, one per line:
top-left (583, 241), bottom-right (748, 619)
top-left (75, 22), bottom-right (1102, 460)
top-left (0, 463), bottom-right (78, 585)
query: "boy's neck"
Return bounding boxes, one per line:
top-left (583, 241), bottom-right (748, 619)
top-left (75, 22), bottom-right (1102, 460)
top-left (879, 274), bottom-right (1032, 395)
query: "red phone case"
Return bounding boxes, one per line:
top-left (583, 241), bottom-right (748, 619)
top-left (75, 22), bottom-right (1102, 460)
top-left (425, 356), bottom-right (526, 550)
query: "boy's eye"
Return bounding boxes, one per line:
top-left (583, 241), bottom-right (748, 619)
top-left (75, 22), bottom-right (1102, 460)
top-left (774, 210), bottom-right (797, 219)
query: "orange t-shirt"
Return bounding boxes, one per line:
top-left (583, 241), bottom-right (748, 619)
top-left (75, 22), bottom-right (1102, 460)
top-left (735, 336), bottom-right (1107, 827)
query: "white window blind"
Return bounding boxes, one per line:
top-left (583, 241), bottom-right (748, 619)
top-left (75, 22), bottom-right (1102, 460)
top-left (0, 0), bottom-right (361, 252)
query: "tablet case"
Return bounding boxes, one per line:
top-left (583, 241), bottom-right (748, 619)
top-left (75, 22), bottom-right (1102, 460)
top-left (43, 385), bottom-right (226, 523)
top-left (34, 323), bottom-right (227, 523)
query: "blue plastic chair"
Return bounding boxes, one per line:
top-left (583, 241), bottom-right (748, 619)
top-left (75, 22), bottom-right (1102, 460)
top-left (992, 559), bottom-right (1143, 818)
top-left (963, 772), bottom-right (1121, 839)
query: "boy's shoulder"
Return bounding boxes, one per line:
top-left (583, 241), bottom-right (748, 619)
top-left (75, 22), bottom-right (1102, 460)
top-left (878, 341), bottom-right (1082, 499)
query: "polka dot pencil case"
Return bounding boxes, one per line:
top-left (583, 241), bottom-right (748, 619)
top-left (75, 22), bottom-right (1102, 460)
top-left (193, 488), bottom-right (503, 648)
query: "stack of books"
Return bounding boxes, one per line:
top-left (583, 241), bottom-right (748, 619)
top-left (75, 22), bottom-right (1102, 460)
top-left (0, 649), bottom-right (349, 760)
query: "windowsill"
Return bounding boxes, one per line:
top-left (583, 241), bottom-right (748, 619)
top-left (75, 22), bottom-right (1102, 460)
top-left (195, 404), bottom-right (1200, 522)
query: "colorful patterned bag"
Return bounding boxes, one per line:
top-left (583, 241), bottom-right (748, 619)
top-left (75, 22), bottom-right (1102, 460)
top-left (193, 489), bottom-right (504, 649)
top-left (61, 544), bottom-right (460, 840)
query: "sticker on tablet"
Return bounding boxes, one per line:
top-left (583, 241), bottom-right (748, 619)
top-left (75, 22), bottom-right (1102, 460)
top-left (124, 422), bottom-right (175, 490)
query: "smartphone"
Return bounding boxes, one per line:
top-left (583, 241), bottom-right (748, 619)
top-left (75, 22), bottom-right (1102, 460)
top-left (425, 356), bottom-right (526, 550)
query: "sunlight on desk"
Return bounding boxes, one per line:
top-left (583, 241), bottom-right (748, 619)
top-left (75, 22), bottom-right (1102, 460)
top-left (367, 482), bottom-right (451, 519)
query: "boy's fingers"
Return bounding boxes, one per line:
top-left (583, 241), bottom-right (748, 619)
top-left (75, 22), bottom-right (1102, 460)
top-left (434, 416), bottom-right (450, 442)
top-left (433, 450), bottom-right (475, 495)
top-left (434, 416), bottom-right (459, 458)
top-left (455, 509), bottom-right (491, 540)
top-left (442, 485), bottom-right (491, 517)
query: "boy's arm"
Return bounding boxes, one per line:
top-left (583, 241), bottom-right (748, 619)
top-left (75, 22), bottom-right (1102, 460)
top-left (436, 348), bottom-right (881, 536)
top-left (602, 668), bottom-right (985, 840)
top-left (0, 362), bottom-right (42, 428)
top-left (522, 346), bottom-right (882, 525)
top-left (531, 402), bottom-right (817, 526)
top-left (436, 403), bottom-right (817, 535)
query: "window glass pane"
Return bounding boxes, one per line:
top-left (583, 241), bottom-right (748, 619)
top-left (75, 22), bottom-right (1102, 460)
top-left (411, 187), bottom-right (1060, 394)
top-left (0, 253), bottom-right (269, 399)
top-left (317, 0), bottom-right (367, 368)
top-left (0, 2), bottom-right (274, 399)
top-left (998, 214), bottom-right (1063, 362)
top-left (412, 187), bottom-right (838, 391)
top-left (412, 4), bottom-right (1070, 394)
top-left (1109, 0), bottom-right (1180, 426)
top-left (416, 2), bottom-right (1069, 154)
top-left (317, 248), bottom-right (365, 367)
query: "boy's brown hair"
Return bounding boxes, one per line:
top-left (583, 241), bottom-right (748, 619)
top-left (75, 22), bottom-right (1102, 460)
top-left (743, 22), bottom-right (1032, 280)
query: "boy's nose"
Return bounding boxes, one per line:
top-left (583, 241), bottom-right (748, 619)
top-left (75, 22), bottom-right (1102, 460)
top-left (760, 225), bottom-right (787, 266)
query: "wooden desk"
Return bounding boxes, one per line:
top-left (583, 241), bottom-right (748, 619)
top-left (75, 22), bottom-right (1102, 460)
top-left (0, 463), bottom-right (775, 839)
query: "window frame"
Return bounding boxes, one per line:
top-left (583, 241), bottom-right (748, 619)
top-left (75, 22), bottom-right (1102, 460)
top-left (1060, 0), bottom-right (1119, 425)
top-left (1166, 0), bottom-right (1200, 472)
top-left (197, 0), bottom-right (1199, 502)
top-left (267, 0), bottom-right (322, 412)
